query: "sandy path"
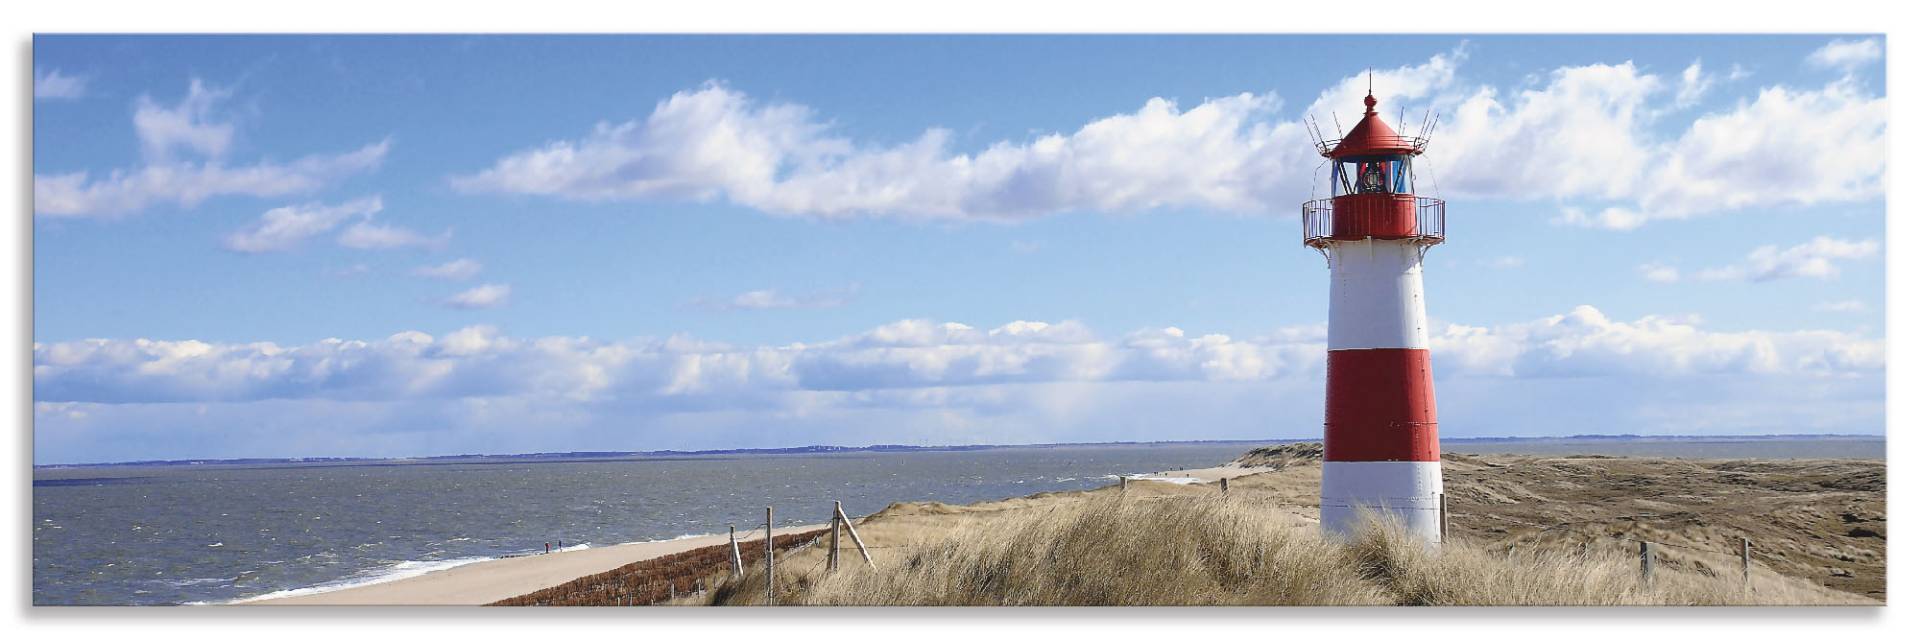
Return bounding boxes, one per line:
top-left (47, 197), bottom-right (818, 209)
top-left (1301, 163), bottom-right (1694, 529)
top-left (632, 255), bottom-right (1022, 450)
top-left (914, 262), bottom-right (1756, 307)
top-left (246, 524), bottom-right (824, 606)
top-left (1146, 464), bottom-right (1272, 482)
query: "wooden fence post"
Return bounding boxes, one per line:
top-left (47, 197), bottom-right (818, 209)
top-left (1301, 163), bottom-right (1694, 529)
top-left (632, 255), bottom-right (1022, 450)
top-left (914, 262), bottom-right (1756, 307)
top-left (834, 502), bottom-right (876, 568)
top-left (765, 506), bottom-right (775, 605)
top-left (1741, 537), bottom-right (1752, 588)
top-left (1639, 541), bottom-right (1654, 585)
top-left (829, 500), bottom-right (842, 571)
top-left (1219, 477), bottom-right (1229, 498)
top-left (1439, 492), bottom-right (1448, 543)
top-left (1120, 476), bottom-right (1128, 494)
top-left (729, 525), bottom-right (744, 578)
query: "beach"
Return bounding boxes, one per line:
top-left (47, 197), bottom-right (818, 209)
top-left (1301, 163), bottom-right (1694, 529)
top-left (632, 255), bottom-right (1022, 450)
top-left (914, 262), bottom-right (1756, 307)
top-left (246, 524), bottom-right (825, 605)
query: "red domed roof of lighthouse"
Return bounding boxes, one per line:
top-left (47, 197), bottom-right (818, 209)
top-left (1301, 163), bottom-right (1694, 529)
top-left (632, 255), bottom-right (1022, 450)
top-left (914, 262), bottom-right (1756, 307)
top-left (1323, 91), bottom-right (1426, 159)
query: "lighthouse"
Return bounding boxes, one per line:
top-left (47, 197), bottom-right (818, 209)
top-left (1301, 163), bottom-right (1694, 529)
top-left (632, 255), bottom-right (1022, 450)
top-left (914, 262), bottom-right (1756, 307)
top-left (1302, 90), bottom-right (1445, 544)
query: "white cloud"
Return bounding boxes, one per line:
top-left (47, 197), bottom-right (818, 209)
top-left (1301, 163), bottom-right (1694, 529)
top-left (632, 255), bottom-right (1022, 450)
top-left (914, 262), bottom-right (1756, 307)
top-left (1697, 236), bottom-right (1880, 282)
top-left (1638, 236), bottom-right (1879, 283)
top-left (1671, 60), bottom-right (1716, 110)
top-left (33, 306), bottom-right (1880, 407)
top-left (1481, 255), bottom-right (1524, 269)
top-left (1812, 300), bottom-right (1867, 313)
top-left (1301, 50), bottom-right (1464, 129)
top-left (444, 284), bottom-right (511, 309)
top-left (338, 221), bottom-right (450, 251)
top-left (34, 140), bottom-right (390, 218)
top-left (1637, 263), bottom-right (1681, 283)
top-left (693, 286), bottom-right (858, 311)
top-left (411, 258), bottom-right (483, 280)
top-left (222, 197), bottom-right (383, 254)
top-left (1628, 80), bottom-right (1886, 225)
top-left (134, 78), bottom-right (236, 161)
top-left (451, 80), bottom-right (1324, 220)
top-left (1428, 62), bottom-right (1661, 203)
top-left (32, 307), bottom-right (1884, 461)
top-left (1807, 38), bottom-right (1883, 70)
top-left (32, 78), bottom-right (391, 218)
top-left (1430, 305), bottom-right (1882, 378)
top-left (453, 45), bottom-right (1881, 230)
top-left (33, 68), bottom-right (87, 100)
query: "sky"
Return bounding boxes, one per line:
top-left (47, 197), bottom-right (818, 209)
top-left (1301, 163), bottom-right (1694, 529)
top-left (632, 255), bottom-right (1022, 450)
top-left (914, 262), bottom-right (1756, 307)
top-left (31, 35), bottom-right (1887, 464)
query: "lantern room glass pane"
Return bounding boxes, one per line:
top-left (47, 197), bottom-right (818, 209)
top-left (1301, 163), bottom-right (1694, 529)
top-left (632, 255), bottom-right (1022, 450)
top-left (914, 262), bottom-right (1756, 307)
top-left (1332, 155), bottom-right (1413, 196)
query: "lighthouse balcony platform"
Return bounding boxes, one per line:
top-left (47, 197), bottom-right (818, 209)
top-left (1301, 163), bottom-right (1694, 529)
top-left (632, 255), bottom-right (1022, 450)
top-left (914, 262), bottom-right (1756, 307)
top-left (1302, 195), bottom-right (1445, 249)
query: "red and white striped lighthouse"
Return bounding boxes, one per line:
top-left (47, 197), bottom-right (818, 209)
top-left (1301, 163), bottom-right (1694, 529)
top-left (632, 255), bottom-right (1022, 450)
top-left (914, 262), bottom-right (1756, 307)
top-left (1302, 90), bottom-right (1445, 544)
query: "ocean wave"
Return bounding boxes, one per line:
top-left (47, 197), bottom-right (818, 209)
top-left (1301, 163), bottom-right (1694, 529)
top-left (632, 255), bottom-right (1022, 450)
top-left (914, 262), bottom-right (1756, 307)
top-left (618, 533), bottom-right (708, 546)
top-left (214, 555), bottom-right (497, 604)
top-left (1107, 473), bottom-right (1208, 485)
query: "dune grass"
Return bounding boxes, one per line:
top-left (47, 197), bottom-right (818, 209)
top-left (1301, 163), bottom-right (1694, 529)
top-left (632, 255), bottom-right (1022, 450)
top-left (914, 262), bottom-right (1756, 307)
top-left (705, 494), bottom-right (1865, 606)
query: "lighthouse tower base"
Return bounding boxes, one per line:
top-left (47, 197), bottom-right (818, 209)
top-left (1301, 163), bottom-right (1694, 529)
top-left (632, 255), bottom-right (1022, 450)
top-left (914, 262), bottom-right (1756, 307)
top-left (1320, 461), bottom-right (1443, 544)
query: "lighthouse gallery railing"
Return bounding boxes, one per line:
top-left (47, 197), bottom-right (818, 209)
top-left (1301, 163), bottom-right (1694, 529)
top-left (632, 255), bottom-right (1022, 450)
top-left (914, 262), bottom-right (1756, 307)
top-left (1301, 196), bottom-right (1446, 249)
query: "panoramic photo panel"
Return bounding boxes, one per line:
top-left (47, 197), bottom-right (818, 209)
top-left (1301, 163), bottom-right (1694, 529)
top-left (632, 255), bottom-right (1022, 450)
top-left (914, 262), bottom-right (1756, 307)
top-left (31, 33), bottom-right (1886, 607)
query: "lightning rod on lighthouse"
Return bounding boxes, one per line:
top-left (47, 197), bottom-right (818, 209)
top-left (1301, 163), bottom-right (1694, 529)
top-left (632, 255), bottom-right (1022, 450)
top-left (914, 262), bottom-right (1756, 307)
top-left (1302, 89), bottom-right (1446, 545)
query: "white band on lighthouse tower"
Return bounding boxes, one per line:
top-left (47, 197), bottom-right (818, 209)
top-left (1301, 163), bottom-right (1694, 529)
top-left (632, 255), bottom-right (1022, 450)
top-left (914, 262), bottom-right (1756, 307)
top-left (1320, 460), bottom-right (1443, 538)
top-left (1327, 239), bottom-right (1429, 351)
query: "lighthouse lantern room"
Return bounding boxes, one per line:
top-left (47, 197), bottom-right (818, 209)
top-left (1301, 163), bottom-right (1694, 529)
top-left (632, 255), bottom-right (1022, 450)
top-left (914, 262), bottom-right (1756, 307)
top-left (1302, 89), bottom-right (1446, 545)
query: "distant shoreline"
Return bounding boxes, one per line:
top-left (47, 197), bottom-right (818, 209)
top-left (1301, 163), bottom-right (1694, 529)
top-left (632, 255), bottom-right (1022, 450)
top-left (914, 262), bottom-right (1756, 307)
top-left (33, 434), bottom-right (1885, 470)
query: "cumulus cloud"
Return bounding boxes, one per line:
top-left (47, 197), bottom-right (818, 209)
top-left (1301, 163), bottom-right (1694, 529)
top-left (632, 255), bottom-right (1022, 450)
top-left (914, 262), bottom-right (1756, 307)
top-left (453, 79), bottom-right (1332, 220)
top-left (1637, 236), bottom-right (1879, 283)
top-left (33, 307), bottom-right (1881, 407)
top-left (411, 258), bottom-right (483, 280)
top-left (452, 43), bottom-right (1881, 229)
top-left (1622, 81), bottom-right (1887, 227)
top-left (443, 283), bottom-right (511, 309)
top-left (222, 197), bottom-right (383, 253)
top-left (1430, 305), bottom-right (1881, 379)
top-left (450, 53), bottom-right (1462, 221)
top-left (692, 285), bottom-right (858, 311)
top-left (337, 220), bottom-right (450, 251)
top-left (1807, 38), bottom-right (1883, 71)
top-left (34, 68), bottom-right (87, 100)
top-left (1429, 61), bottom-right (1661, 203)
top-left (32, 78), bottom-right (390, 218)
top-left (32, 307), bottom-right (1885, 461)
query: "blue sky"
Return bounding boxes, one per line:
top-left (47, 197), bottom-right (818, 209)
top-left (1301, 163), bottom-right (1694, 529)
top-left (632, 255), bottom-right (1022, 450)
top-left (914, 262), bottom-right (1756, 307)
top-left (32, 35), bottom-right (1886, 463)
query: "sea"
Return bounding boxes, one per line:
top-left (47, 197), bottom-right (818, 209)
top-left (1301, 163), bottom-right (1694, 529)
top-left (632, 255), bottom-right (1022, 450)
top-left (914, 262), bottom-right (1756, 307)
top-left (32, 437), bottom-right (1882, 606)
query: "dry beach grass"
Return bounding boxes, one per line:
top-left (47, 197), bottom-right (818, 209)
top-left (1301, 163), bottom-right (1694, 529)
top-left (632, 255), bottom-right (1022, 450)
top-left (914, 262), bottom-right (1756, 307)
top-left (704, 495), bottom-right (1866, 606)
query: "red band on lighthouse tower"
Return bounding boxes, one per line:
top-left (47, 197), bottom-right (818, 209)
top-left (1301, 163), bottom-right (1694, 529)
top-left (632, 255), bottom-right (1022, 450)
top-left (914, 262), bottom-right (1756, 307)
top-left (1324, 348), bottom-right (1439, 462)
